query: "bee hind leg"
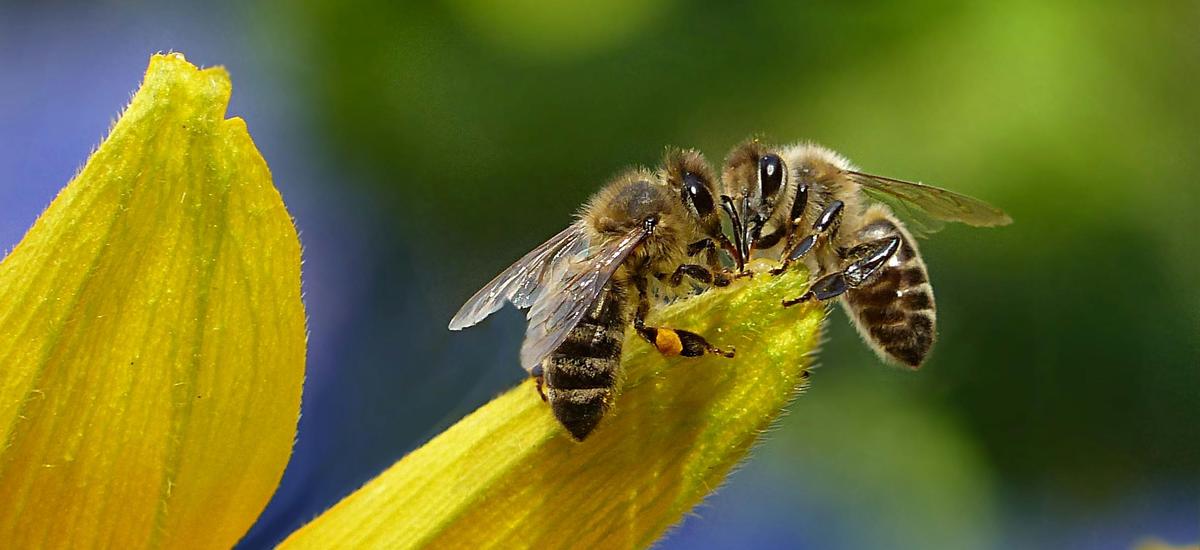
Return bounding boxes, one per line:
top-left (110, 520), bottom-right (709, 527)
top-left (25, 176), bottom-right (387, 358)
top-left (635, 323), bottom-right (736, 358)
top-left (633, 277), bottom-right (735, 358)
top-left (531, 364), bottom-right (548, 402)
top-left (783, 235), bottom-right (901, 307)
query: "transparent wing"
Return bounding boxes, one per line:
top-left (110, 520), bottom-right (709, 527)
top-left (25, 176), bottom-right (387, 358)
top-left (518, 226), bottom-right (649, 371)
top-left (848, 171), bottom-right (1012, 236)
top-left (448, 222), bottom-right (589, 331)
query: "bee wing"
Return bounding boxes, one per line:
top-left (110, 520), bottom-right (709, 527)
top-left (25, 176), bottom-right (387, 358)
top-left (848, 171), bottom-right (1013, 237)
top-left (518, 225), bottom-right (650, 371)
top-left (448, 222), bottom-right (589, 331)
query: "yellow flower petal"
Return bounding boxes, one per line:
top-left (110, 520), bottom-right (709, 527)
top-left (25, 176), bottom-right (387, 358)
top-left (0, 53), bottom-right (305, 549)
top-left (281, 260), bottom-right (822, 549)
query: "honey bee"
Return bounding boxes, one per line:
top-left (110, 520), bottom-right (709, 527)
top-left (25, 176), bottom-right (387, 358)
top-left (449, 148), bottom-right (737, 441)
top-left (720, 140), bottom-right (1011, 368)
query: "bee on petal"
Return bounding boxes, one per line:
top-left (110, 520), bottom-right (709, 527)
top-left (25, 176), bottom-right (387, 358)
top-left (450, 148), bottom-right (736, 441)
top-left (720, 140), bottom-right (1012, 368)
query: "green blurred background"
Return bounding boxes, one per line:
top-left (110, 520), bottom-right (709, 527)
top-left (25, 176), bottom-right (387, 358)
top-left (3, 1), bottom-right (1197, 548)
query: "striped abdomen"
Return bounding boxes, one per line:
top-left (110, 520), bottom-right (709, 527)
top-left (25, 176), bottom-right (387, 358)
top-left (842, 212), bottom-right (937, 368)
top-left (543, 281), bottom-right (627, 440)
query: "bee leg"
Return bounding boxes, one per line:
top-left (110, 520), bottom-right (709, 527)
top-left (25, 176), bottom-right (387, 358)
top-left (636, 324), bottom-right (737, 358)
top-left (783, 235), bottom-right (901, 307)
top-left (782, 272), bottom-right (847, 306)
top-left (766, 180), bottom-right (810, 275)
top-left (686, 238), bottom-right (715, 257)
top-left (633, 277), bottom-right (735, 358)
top-left (686, 238), bottom-right (737, 286)
top-left (773, 199), bottom-right (844, 276)
top-left (660, 264), bottom-right (715, 287)
top-left (531, 364), bottom-right (548, 402)
top-left (689, 234), bottom-right (738, 263)
top-left (685, 240), bottom-right (731, 287)
top-left (755, 225), bottom-right (786, 251)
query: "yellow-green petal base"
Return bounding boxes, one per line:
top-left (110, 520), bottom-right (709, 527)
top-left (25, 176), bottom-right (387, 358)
top-left (0, 53), bottom-right (305, 549)
top-left (282, 260), bottom-right (822, 549)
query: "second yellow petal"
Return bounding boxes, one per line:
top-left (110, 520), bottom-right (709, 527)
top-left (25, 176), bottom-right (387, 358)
top-left (0, 54), bottom-right (305, 549)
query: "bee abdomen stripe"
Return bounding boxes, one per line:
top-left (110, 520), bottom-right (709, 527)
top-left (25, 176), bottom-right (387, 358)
top-left (868, 316), bottom-right (935, 368)
top-left (899, 288), bottom-right (934, 310)
top-left (909, 313), bottom-right (934, 334)
top-left (852, 285), bottom-right (901, 309)
top-left (549, 387), bottom-right (610, 441)
top-left (900, 267), bottom-right (928, 286)
top-left (859, 306), bottom-right (906, 325)
top-left (868, 323), bottom-right (912, 342)
top-left (868, 316), bottom-right (934, 344)
top-left (889, 344), bottom-right (926, 368)
top-left (546, 356), bottom-right (619, 390)
top-left (555, 328), bottom-right (622, 360)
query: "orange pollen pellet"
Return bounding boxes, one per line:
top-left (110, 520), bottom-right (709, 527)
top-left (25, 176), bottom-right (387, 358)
top-left (655, 329), bottom-right (683, 356)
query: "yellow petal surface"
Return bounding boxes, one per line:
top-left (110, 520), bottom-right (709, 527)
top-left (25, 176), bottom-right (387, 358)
top-left (0, 54), bottom-right (305, 549)
top-left (281, 260), bottom-right (823, 549)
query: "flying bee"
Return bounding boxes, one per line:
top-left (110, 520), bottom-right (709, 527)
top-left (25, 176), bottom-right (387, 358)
top-left (720, 140), bottom-right (1012, 368)
top-left (449, 148), bottom-right (737, 441)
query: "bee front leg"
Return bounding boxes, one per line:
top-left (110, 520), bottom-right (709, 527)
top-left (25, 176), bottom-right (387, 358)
top-left (755, 225), bottom-right (787, 251)
top-left (686, 238), bottom-right (737, 286)
top-left (685, 238), bottom-right (715, 257)
top-left (783, 235), bottom-right (900, 306)
top-left (765, 181), bottom-right (811, 275)
top-left (793, 199), bottom-right (846, 260)
top-left (659, 264), bottom-right (716, 287)
top-left (633, 276), bottom-right (735, 358)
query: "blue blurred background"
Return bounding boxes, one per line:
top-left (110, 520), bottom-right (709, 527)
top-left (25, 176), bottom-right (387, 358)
top-left (2, 1), bottom-right (1197, 548)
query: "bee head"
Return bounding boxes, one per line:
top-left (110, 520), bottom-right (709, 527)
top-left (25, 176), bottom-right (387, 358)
top-left (661, 147), bottom-right (753, 269)
top-left (662, 148), bottom-right (720, 225)
top-left (720, 140), bottom-right (787, 266)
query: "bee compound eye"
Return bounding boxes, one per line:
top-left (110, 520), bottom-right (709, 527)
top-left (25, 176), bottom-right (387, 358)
top-left (758, 154), bottom-right (784, 200)
top-left (682, 172), bottom-right (715, 217)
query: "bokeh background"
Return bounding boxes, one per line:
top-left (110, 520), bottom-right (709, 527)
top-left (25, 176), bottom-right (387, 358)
top-left (2, 1), bottom-right (1197, 548)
